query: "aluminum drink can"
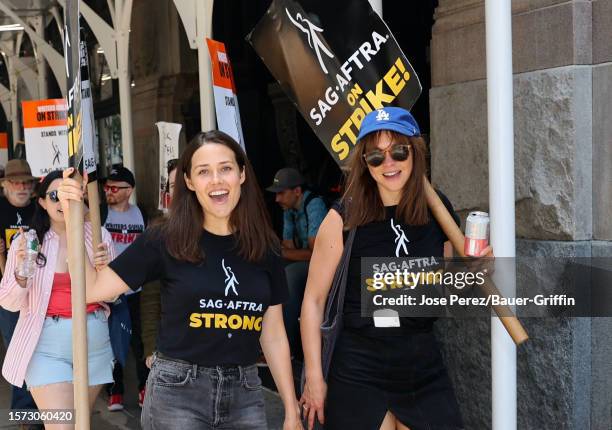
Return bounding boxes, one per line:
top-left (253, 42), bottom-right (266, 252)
top-left (464, 211), bottom-right (489, 257)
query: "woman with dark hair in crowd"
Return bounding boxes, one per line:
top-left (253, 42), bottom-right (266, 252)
top-left (0, 170), bottom-right (114, 425)
top-left (300, 107), bottom-right (493, 430)
top-left (167, 158), bottom-right (178, 200)
top-left (59, 131), bottom-right (302, 429)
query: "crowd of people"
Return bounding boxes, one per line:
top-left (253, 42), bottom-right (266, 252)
top-left (0, 107), bottom-right (492, 430)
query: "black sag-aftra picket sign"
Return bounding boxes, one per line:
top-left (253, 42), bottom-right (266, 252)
top-left (64, 0), bottom-right (83, 171)
top-left (247, 0), bottom-right (422, 167)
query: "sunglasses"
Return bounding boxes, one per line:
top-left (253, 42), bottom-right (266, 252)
top-left (46, 190), bottom-right (60, 203)
top-left (104, 185), bottom-right (131, 193)
top-left (363, 143), bottom-right (411, 167)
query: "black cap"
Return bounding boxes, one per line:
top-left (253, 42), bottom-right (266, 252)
top-left (106, 166), bottom-right (135, 187)
top-left (266, 168), bottom-right (305, 193)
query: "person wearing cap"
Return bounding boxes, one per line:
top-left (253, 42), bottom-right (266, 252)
top-left (101, 166), bottom-right (149, 410)
top-left (300, 107), bottom-right (493, 430)
top-left (0, 158), bottom-right (39, 415)
top-left (266, 168), bottom-right (327, 358)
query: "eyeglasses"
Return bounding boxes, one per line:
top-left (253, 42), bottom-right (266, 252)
top-left (46, 190), bottom-right (59, 203)
top-left (363, 143), bottom-right (411, 167)
top-left (104, 185), bottom-right (131, 193)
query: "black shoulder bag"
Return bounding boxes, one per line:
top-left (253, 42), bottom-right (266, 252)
top-left (301, 228), bottom-right (356, 390)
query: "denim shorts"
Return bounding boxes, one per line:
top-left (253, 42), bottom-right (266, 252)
top-left (25, 309), bottom-right (115, 388)
top-left (142, 354), bottom-right (267, 429)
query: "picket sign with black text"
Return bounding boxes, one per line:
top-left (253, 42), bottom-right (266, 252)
top-left (156, 121), bottom-right (182, 212)
top-left (207, 39), bottom-right (246, 149)
top-left (22, 99), bottom-right (69, 176)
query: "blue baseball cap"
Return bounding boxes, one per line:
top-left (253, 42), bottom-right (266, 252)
top-left (357, 107), bottom-right (421, 141)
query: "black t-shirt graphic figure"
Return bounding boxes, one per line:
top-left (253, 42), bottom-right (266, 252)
top-left (110, 228), bottom-right (288, 366)
top-left (0, 198), bottom-right (35, 253)
top-left (334, 191), bottom-right (460, 331)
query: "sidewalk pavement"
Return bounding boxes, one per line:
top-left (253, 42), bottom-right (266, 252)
top-left (0, 342), bottom-right (285, 429)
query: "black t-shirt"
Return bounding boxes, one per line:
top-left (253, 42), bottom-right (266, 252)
top-left (334, 191), bottom-right (460, 332)
top-left (0, 198), bottom-right (35, 257)
top-left (109, 229), bottom-right (288, 366)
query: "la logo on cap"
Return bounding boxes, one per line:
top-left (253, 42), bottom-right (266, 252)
top-left (376, 109), bottom-right (390, 121)
top-left (111, 169), bottom-right (118, 175)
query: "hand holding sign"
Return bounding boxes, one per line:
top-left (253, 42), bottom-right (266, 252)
top-left (58, 167), bottom-right (87, 227)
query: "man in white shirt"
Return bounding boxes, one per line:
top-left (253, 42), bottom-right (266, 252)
top-left (102, 166), bottom-right (148, 410)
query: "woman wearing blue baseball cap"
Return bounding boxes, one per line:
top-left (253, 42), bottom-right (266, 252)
top-left (300, 107), bottom-right (484, 429)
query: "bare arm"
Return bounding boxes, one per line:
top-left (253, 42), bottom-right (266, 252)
top-left (299, 210), bottom-right (344, 429)
top-left (86, 266), bottom-right (130, 303)
top-left (59, 168), bottom-right (131, 304)
top-left (260, 304), bottom-right (301, 429)
top-left (444, 241), bottom-right (453, 258)
top-left (77, 233), bottom-right (129, 303)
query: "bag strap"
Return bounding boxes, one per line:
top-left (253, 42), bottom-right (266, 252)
top-left (302, 192), bottom-right (316, 232)
top-left (323, 228), bottom-right (356, 321)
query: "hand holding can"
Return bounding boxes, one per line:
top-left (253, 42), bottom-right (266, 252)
top-left (464, 211), bottom-right (489, 257)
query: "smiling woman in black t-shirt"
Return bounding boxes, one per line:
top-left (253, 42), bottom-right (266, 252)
top-left (59, 131), bottom-right (302, 430)
top-left (300, 107), bottom-right (493, 430)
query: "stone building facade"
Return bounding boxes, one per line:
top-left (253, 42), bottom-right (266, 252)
top-left (430, 1), bottom-right (611, 428)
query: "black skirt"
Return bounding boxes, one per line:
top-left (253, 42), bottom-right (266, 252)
top-left (325, 328), bottom-right (463, 430)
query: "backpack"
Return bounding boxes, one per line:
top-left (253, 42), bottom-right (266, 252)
top-left (301, 192), bottom-right (326, 232)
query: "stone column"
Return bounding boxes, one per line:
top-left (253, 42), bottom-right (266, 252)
top-left (590, 3), bottom-right (612, 428)
top-left (430, 1), bottom-right (609, 428)
top-left (128, 0), bottom-right (200, 214)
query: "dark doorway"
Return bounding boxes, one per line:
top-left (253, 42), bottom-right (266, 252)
top-left (211, 0), bottom-right (437, 233)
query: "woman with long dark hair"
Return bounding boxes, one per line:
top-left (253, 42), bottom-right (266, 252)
top-left (59, 131), bottom-right (302, 429)
top-left (300, 107), bottom-right (492, 430)
top-left (0, 170), bottom-right (114, 426)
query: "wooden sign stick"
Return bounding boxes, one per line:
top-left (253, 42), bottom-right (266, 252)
top-left (423, 177), bottom-right (529, 345)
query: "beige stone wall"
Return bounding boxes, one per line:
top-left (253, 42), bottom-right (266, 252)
top-left (432, 0), bottom-right (592, 86)
top-left (431, 0), bottom-right (600, 242)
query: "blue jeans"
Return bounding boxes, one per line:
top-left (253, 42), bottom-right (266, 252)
top-left (141, 354), bottom-right (267, 429)
top-left (0, 307), bottom-right (37, 409)
top-left (282, 261), bottom-right (309, 357)
top-left (108, 292), bottom-right (149, 394)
